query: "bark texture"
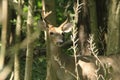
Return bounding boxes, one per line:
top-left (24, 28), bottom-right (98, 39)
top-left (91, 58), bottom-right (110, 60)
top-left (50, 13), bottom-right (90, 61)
top-left (106, 0), bottom-right (120, 55)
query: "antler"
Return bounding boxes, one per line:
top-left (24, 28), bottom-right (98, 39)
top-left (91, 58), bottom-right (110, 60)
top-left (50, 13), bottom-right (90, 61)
top-left (42, 11), bottom-right (52, 19)
top-left (41, 10), bottom-right (52, 23)
top-left (41, 0), bottom-right (52, 26)
top-left (59, 18), bottom-right (69, 28)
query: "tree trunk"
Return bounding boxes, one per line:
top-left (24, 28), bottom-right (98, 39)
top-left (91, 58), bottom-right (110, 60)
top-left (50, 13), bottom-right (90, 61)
top-left (78, 0), bottom-right (90, 55)
top-left (106, 0), bottom-right (120, 55)
top-left (96, 0), bottom-right (107, 54)
top-left (88, 0), bottom-right (100, 53)
top-left (0, 0), bottom-right (8, 70)
top-left (24, 0), bottom-right (34, 80)
top-left (14, 0), bottom-right (22, 80)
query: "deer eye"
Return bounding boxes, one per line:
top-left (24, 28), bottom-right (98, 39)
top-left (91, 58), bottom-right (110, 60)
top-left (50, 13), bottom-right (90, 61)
top-left (50, 32), bottom-right (54, 35)
top-left (62, 33), bottom-right (64, 36)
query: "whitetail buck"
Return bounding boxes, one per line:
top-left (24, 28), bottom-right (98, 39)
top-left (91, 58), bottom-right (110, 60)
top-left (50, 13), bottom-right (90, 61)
top-left (40, 19), bottom-right (120, 80)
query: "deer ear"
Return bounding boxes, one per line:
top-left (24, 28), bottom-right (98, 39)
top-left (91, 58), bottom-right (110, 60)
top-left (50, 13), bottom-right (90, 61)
top-left (38, 20), bottom-right (47, 31)
top-left (62, 23), bottom-right (73, 33)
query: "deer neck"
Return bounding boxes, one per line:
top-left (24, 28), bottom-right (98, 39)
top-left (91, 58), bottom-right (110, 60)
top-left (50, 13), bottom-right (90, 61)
top-left (49, 43), bottom-right (61, 58)
top-left (46, 31), bottom-right (64, 59)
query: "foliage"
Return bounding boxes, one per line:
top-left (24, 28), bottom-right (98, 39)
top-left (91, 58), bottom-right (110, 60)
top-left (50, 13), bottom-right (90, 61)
top-left (32, 56), bottom-right (46, 80)
top-left (56, 0), bottom-right (74, 25)
top-left (18, 53), bottom-right (46, 80)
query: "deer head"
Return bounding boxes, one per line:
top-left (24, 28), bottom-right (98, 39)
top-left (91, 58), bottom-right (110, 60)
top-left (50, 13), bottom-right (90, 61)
top-left (40, 19), bottom-right (73, 46)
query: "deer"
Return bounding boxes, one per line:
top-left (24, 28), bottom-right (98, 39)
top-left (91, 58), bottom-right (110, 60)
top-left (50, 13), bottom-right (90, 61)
top-left (40, 18), bottom-right (120, 80)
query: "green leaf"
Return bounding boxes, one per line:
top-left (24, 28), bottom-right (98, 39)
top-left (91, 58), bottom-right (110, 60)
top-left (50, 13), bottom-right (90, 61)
top-left (37, 1), bottom-right (42, 8)
top-left (23, 5), bottom-right (28, 12)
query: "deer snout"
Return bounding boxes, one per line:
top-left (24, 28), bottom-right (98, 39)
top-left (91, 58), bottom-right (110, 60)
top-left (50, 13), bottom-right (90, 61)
top-left (56, 39), bottom-right (63, 46)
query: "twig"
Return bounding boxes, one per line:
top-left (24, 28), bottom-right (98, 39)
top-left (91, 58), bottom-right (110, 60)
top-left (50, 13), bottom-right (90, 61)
top-left (9, 72), bottom-right (14, 80)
